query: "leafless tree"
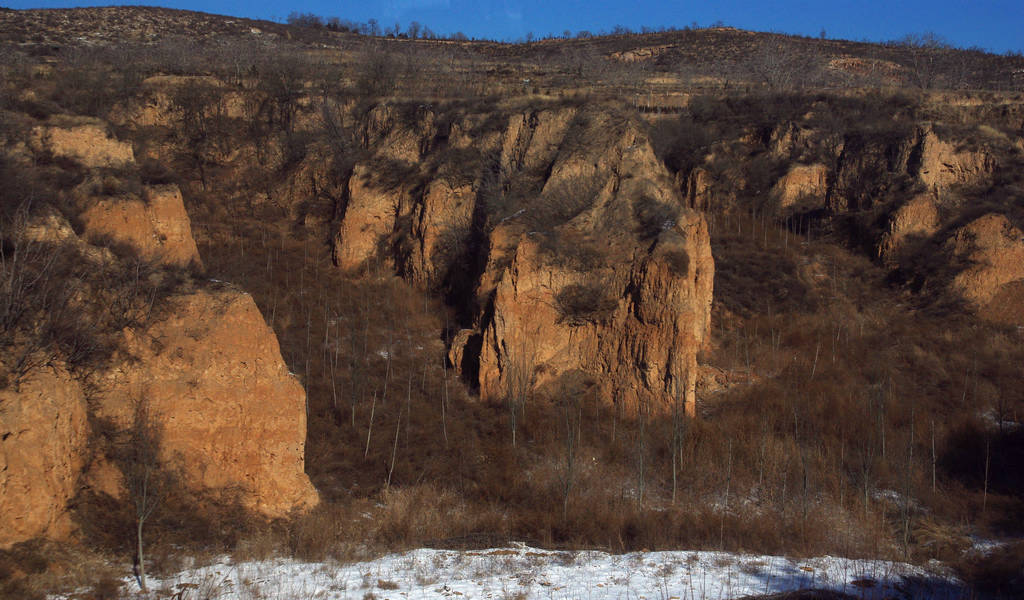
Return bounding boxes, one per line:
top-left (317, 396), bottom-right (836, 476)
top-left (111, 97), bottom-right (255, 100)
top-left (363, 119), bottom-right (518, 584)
top-left (503, 335), bottom-right (538, 448)
top-left (898, 32), bottom-right (952, 89)
top-left (0, 201), bottom-right (93, 390)
top-left (744, 40), bottom-right (820, 90)
top-left (120, 397), bottom-right (167, 593)
top-left (670, 367), bottom-right (690, 505)
top-left (556, 374), bottom-right (586, 519)
top-left (353, 43), bottom-right (399, 98)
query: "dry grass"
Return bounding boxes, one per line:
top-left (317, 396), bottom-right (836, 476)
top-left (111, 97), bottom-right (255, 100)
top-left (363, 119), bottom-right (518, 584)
top-left (3, 23), bottom-right (1024, 595)
top-left (954, 541), bottom-right (1024, 599)
top-left (160, 82), bottom-right (1024, 566)
top-left (0, 541), bottom-right (124, 600)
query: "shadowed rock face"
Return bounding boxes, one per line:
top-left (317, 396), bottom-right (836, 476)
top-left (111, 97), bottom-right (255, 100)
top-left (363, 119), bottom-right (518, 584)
top-left (331, 105), bottom-right (714, 413)
top-left (772, 163), bottom-right (829, 211)
top-left (94, 288), bottom-right (319, 518)
top-left (0, 366), bottom-right (87, 549)
top-left (947, 214), bottom-right (1024, 312)
top-left (79, 184), bottom-right (203, 269)
top-left (0, 123), bottom-right (318, 544)
top-left (29, 119), bottom-right (134, 169)
top-left (877, 193), bottom-right (940, 263)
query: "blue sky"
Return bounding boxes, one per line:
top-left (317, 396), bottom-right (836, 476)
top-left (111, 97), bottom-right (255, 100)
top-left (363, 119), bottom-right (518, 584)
top-left (5, 0), bottom-right (1023, 53)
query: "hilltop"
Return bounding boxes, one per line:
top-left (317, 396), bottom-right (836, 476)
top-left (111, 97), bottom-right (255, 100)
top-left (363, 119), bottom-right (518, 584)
top-left (2, 5), bottom-right (1023, 97)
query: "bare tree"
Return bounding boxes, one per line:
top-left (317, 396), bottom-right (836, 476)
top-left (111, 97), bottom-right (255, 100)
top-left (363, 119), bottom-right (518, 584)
top-left (744, 40), bottom-right (820, 90)
top-left (171, 80), bottom-right (227, 190)
top-left (898, 32), bottom-right (952, 89)
top-left (670, 367), bottom-right (690, 505)
top-left (120, 397), bottom-right (166, 593)
top-left (354, 43), bottom-right (399, 98)
top-left (503, 335), bottom-right (538, 448)
top-left (556, 375), bottom-right (586, 519)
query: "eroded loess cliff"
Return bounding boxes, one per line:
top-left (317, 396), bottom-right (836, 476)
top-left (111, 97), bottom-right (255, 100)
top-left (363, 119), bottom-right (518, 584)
top-left (0, 120), bottom-right (316, 548)
top-left (0, 366), bottom-right (87, 548)
top-left (329, 105), bottom-right (714, 413)
top-left (91, 288), bottom-right (318, 517)
top-left (673, 95), bottom-right (1024, 322)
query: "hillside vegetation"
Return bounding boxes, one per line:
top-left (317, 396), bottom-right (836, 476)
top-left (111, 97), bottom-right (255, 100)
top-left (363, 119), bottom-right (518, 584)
top-left (1, 7), bottom-right (1023, 599)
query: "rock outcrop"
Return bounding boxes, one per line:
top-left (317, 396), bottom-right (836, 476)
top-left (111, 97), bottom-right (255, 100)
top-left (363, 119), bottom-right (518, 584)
top-left (914, 127), bottom-right (995, 193)
top-left (877, 193), bottom-right (940, 262)
top-left (333, 162), bottom-right (414, 272)
top-left (772, 163), bottom-right (828, 210)
top-left (29, 119), bottom-right (134, 168)
top-left (94, 288), bottom-right (318, 517)
top-left (79, 184), bottom-right (203, 268)
top-left (332, 105), bottom-right (714, 413)
top-left (946, 214), bottom-right (1024, 312)
top-left (1, 117), bottom-right (318, 544)
top-left (682, 114), bottom-right (1010, 321)
top-left (478, 215), bottom-right (712, 414)
top-left (0, 366), bottom-right (88, 549)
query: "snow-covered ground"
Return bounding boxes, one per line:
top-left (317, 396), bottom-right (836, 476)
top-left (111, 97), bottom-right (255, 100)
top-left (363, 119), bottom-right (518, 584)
top-left (65, 545), bottom-right (965, 600)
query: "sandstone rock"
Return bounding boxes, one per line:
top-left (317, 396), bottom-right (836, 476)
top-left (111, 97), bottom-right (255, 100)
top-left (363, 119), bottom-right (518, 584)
top-left (447, 329), bottom-right (476, 375)
top-left (21, 205), bottom-right (79, 245)
top-left (332, 106), bottom-right (714, 414)
top-left (828, 129), bottom-right (927, 213)
top-left (915, 127), bottom-right (995, 192)
top-left (361, 104), bottom-right (436, 163)
top-left (477, 132), bottom-right (713, 415)
top-left (333, 163), bottom-right (408, 271)
top-left (478, 212), bottom-right (712, 415)
top-left (78, 184), bottom-right (203, 268)
top-left (409, 177), bottom-right (477, 285)
top-left (94, 288), bottom-right (318, 518)
top-left (772, 163), bottom-right (828, 210)
top-left (448, 114), bottom-right (504, 151)
top-left (30, 121), bottom-right (134, 168)
top-left (684, 167), bottom-right (714, 211)
top-left (0, 366), bottom-right (88, 548)
top-left (126, 76), bottom-right (248, 128)
top-left (979, 280), bottom-right (1024, 325)
top-left (609, 45), bottom-right (672, 62)
top-left (946, 214), bottom-right (1024, 313)
top-left (21, 206), bottom-right (115, 264)
top-left (273, 145), bottom-right (346, 234)
top-left (877, 193), bottom-right (940, 262)
top-left (333, 107), bottom-right (581, 275)
top-left (826, 57), bottom-right (906, 86)
top-left (477, 223), bottom-right (527, 304)
top-left (769, 122), bottom-right (808, 158)
top-left (500, 108), bottom-right (577, 174)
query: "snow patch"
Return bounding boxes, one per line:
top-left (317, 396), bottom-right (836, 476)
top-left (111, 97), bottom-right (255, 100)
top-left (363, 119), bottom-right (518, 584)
top-left (57, 545), bottom-right (963, 600)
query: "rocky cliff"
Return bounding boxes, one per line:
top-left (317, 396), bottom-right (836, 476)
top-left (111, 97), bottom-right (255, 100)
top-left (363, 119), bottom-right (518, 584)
top-left (329, 104), bottom-right (714, 413)
top-left (91, 288), bottom-right (318, 518)
top-left (0, 121), bottom-right (316, 548)
top-left (0, 366), bottom-right (88, 548)
top-left (678, 97), bottom-right (1023, 322)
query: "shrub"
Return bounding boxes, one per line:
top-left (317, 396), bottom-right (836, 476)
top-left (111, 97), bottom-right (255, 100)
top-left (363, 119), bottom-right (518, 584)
top-left (956, 542), bottom-right (1024, 599)
top-left (632, 195), bottom-right (680, 240)
top-left (538, 230), bottom-right (606, 271)
top-left (661, 247), bottom-right (690, 276)
top-left (555, 280), bottom-right (617, 325)
top-left (354, 46), bottom-right (399, 98)
top-left (0, 198), bottom-right (192, 390)
top-left (138, 158), bottom-right (179, 186)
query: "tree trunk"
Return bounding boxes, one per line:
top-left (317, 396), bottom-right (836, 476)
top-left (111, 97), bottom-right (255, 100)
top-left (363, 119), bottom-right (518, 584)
top-left (137, 519), bottom-right (147, 592)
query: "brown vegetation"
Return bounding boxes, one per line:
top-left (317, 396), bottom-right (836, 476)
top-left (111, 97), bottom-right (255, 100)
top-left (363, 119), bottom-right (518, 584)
top-left (2, 6), bottom-right (1024, 598)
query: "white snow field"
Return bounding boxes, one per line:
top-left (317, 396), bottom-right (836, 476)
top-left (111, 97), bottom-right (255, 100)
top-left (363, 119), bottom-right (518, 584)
top-left (76, 545), bottom-right (965, 600)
